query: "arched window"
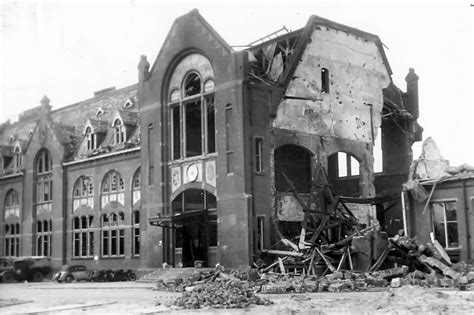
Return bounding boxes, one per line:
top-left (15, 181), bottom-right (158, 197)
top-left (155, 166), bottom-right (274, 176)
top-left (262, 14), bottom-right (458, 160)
top-left (113, 119), bottom-right (125, 145)
top-left (73, 176), bottom-right (94, 211)
top-left (100, 212), bottom-right (125, 257)
top-left (101, 171), bottom-right (125, 207)
top-left (35, 149), bottom-right (53, 213)
top-left (85, 127), bottom-right (96, 150)
top-left (4, 189), bottom-right (20, 219)
top-left (132, 168), bottom-right (141, 205)
top-left (169, 54), bottom-right (216, 160)
top-left (132, 210), bottom-right (140, 256)
top-left (73, 215), bottom-right (94, 258)
top-left (4, 223), bottom-right (20, 257)
top-left (36, 219), bottom-right (51, 256)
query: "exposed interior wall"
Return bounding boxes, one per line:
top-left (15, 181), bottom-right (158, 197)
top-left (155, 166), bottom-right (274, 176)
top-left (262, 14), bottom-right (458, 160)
top-left (273, 27), bottom-right (390, 143)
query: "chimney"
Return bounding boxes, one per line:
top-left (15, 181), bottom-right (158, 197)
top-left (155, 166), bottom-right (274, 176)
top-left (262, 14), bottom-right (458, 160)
top-left (405, 68), bottom-right (419, 119)
top-left (138, 55), bottom-right (150, 83)
top-left (40, 95), bottom-right (52, 119)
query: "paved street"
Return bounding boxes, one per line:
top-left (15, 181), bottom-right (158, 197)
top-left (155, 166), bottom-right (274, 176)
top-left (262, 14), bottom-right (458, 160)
top-left (1, 280), bottom-right (474, 314)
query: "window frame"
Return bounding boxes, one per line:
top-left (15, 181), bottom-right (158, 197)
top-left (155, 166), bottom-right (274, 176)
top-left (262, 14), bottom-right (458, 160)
top-left (430, 199), bottom-right (460, 250)
top-left (100, 212), bottom-right (125, 258)
top-left (169, 71), bottom-right (215, 161)
top-left (73, 215), bottom-right (94, 258)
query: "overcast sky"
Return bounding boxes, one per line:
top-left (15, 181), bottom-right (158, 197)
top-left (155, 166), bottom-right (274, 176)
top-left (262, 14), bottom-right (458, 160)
top-left (1, 0), bottom-right (473, 165)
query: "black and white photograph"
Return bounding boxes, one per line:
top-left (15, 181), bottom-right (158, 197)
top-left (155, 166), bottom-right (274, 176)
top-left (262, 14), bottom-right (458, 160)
top-left (0, 0), bottom-right (473, 313)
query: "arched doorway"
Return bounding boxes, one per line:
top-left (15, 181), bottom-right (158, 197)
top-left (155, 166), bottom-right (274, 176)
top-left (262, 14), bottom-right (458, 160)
top-left (172, 189), bottom-right (217, 267)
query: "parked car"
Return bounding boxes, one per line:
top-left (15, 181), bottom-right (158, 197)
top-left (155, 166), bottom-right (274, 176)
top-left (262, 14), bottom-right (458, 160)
top-left (53, 265), bottom-right (93, 283)
top-left (11, 257), bottom-right (51, 282)
top-left (0, 257), bottom-right (15, 283)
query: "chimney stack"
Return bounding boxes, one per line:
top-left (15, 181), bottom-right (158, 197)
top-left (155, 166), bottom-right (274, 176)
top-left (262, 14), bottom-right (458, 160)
top-left (138, 55), bottom-right (150, 83)
top-left (405, 68), bottom-right (419, 119)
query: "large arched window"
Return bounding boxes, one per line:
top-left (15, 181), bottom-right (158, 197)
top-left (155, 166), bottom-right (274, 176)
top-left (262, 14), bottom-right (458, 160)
top-left (73, 215), bottom-right (94, 258)
top-left (101, 171), bottom-right (125, 207)
top-left (168, 54), bottom-right (216, 160)
top-left (4, 223), bottom-right (20, 257)
top-left (73, 176), bottom-right (94, 211)
top-left (101, 212), bottom-right (125, 257)
top-left (4, 189), bottom-right (20, 219)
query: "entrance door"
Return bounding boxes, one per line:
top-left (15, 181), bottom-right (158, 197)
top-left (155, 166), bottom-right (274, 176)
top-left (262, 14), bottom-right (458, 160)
top-left (172, 189), bottom-right (217, 267)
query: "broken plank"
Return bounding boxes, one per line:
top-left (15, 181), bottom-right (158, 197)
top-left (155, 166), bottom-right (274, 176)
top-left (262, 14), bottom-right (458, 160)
top-left (263, 249), bottom-right (303, 257)
top-left (278, 258), bottom-right (286, 274)
top-left (419, 255), bottom-right (460, 279)
top-left (369, 245), bottom-right (391, 272)
top-left (281, 238), bottom-right (299, 251)
top-left (315, 246), bottom-right (336, 272)
top-left (262, 256), bottom-right (289, 272)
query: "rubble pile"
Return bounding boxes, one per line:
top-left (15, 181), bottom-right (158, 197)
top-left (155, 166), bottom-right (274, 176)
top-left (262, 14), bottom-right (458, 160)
top-left (171, 279), bottom-right (273, 309)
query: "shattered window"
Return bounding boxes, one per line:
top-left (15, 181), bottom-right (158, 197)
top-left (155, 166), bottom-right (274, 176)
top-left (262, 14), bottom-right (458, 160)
top-left (431, 201), bottom-right (459, 249)
top-left (183, 72), bottom-right (201, 97)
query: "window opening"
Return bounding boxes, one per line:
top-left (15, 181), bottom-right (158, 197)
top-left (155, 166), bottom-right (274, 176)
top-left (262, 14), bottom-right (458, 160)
top-left (73, 177), bottom-right (94, 210)
top-left (73, 215), bottom-right (94, 258)
top-left (4, 223), bottom-right (20, 257)
top-left (255, 137), bottom-right (263, 173)
top-left (113, 119), bottom-right (125, 144)
top-left (132, 210), bottom-right (140, 256)
top-left (183, 72), bottom-right (201, 97)
top-left (184, 100), bottom-right (202, 157)
top-left (431, 201), bottom-right (459, 249)
top-left (257, 216), bottom-right (265, 252)
top-left (101, 171), bottom-right (125, 206)
top-left (321, 68), bottom-right (329, 93)
top-left (36, 220), bottom-right (52, 256)
top-left (101, 212), bottom-right (125, 257)
top-left (4, 189), bottom-right (20, 219)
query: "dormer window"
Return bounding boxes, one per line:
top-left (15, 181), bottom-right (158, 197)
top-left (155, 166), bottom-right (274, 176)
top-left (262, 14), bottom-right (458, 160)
top-left (96, 108), bottom-right (104, 119)
top-left (14, 146), bottom-right (22, 169)
top-left (123, 100), bottom-right (133, 109)
top-left (85, 127), bottom-right (96, 150)
top-left (113, 119), bottom-right (125, 145)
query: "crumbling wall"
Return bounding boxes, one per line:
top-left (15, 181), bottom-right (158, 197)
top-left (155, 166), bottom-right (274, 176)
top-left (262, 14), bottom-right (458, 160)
top-left (273, 27), bottom-right (390, 143)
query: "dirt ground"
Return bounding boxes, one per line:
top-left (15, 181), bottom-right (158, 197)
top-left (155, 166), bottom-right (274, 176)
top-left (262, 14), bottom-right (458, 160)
top-left (0, 281), bottom-right (473, 314)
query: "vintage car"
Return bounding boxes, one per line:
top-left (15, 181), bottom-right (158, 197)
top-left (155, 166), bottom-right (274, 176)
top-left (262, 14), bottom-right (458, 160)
top-left (53, 265), bottom-right (93, 283)
top-left (8, 257), bottom-right (51, 282)
top-left (0, 257), bottom-right (15, 283)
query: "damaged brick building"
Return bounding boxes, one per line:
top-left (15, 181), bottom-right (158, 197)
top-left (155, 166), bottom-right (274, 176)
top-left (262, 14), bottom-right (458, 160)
top-left (0, 10), bottom-right (422, 269)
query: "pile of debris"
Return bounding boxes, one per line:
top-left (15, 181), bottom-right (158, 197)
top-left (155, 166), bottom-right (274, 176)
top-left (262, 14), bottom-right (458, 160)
top-left (155, 267), bottom-right (272, 309)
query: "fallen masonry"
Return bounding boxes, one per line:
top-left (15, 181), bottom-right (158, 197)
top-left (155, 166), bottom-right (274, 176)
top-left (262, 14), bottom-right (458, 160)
top-left (152, 232), bottom-right (474, 310)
